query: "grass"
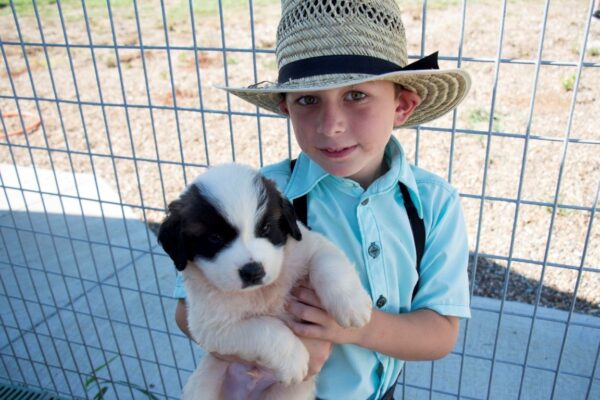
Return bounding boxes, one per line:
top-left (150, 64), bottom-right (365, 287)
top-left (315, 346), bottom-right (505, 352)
top-left (0, 0), bottom-right (132, 16)
top-left (161, 0), bottom-right (279, 31)
top-left (402, 0), bottom-right (493, 9)
top-left (1, 0), bottom-right (278, 18)
top-left (1, 0), bottom-right (280, 38)
top-left (2, 0), bottom-right (492, 20)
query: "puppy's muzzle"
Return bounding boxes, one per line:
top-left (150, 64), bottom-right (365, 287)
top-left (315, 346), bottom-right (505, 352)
top-left (238, 262), bottom-right (266, 288)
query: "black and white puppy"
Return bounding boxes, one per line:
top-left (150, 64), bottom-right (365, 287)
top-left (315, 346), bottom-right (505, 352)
top-left (158, 163), bottom-right (372, 400)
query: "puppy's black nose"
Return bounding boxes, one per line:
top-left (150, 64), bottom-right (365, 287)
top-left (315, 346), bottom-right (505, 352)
top-left (238, 262), bottom-right (266, 287)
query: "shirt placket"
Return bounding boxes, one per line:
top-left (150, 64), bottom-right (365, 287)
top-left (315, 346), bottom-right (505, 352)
top-left (357, 195), bottom-right (393, 397)
top-left (357, 196), bottom-right (388, 311)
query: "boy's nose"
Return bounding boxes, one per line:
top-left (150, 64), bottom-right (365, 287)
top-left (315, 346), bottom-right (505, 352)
top-left (317, 101), bottom-right (346, 137)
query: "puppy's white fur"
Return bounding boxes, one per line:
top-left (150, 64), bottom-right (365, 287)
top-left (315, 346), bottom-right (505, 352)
top-left (158, 164), bottom-right (372, 400)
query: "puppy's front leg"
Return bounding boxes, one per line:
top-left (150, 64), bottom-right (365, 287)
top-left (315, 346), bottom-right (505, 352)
top-left (302, 231), bottom-right (372, 328)
top-left (206, 316), bottom-right (309, 385)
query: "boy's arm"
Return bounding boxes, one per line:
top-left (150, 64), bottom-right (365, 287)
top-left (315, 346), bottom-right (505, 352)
top-left (287, 284), bottom-right (459, 360)
top-left (356, 308), bottom-right (458, 360)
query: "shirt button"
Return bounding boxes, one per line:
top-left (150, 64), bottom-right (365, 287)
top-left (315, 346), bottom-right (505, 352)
top-left (361, 198), bottom-right (369, 206)
top-left (376, 295), bottom-right (387, 308)
top-left (368, 242), bottom-right (380, 258)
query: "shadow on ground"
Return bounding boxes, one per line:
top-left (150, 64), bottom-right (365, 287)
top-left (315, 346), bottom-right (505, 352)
top-left (469, 255), bottom-right (598, 317)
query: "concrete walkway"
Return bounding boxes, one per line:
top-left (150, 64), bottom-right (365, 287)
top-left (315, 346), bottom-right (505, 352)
top-left (0, 164), bottom-right (598, 399)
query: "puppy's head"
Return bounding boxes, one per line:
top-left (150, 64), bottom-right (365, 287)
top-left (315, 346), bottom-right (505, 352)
top-left (157, 163), bottom-right (301, 291)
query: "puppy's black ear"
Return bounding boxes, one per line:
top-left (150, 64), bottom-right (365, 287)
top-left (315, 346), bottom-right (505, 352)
top-left (281, 197), bottom-right (302, 241)
top-left (157, 199), bottom-right (188, 271)
top-left (259, 175), bottom-right (302, 242)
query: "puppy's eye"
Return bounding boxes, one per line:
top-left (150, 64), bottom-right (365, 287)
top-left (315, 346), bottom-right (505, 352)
top-left (260, 223), bottom-right (271, 237)
top-left (206, 233), bottom-right (224, 245)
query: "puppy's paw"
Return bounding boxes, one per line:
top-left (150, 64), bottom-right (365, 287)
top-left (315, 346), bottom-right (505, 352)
top-left (321, 284), bottom-right (372, 328)
top-left (273, 340), bottom-right (310, 385)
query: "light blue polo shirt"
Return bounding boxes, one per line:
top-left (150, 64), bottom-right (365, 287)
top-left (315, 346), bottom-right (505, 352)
top-left (173, 136), bottom-right (470, 399)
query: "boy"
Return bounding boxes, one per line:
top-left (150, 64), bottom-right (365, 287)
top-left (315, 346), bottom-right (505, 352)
top-left (174, 0), bottom-right (471, 398)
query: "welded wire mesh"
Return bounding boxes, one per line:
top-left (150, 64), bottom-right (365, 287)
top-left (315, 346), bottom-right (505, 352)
top-left (0, 0), bottom-right (599, 399)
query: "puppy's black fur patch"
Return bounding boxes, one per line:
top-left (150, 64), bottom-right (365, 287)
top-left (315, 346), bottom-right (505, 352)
top-left (158, 185), bottom-right (238, 270)
top-left (256, 176), bottom-right (302, 245)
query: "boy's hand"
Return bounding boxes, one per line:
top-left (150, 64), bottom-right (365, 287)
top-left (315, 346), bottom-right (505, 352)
top-left (213, 354), bottom-right (277, 398)
top-left (286, 280), bottom-right (367, 346)
top-left (214, 336), bottom-right (331, 381)
top-left (221, 362), bottom-right (277, 400)
top-left (298, 335), bottom-right (332, 378)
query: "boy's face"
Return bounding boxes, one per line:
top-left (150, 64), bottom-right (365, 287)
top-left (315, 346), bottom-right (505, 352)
top-left (279, 81), bottom-right (421, 188)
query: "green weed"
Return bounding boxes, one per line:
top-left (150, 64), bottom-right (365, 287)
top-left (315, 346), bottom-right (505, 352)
top-left (588, 48), bottom-right (600, 57)
top-left (468, 108), bottom-right (504, 131)
top-left (85, 355), bottom-right (158, 400)
top-left (103, 54), bottom-right (117, 68)
top-left (469, 109), bottom-right (490, 125)
top-left (562, 73), bottom-right (577, 92)
top-left (543, 205), bottom-right (569, 217)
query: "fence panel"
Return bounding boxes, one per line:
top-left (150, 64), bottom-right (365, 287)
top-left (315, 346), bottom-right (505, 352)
top-left (1, 0), bottom-right (599, 399)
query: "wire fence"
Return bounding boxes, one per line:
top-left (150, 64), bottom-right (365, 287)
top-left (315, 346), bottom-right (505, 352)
top-left (0, 0), bottom-right (599, 399)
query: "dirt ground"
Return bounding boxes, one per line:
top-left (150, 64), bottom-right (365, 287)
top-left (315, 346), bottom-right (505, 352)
top-left (1, 0), bottom-right (599, 315)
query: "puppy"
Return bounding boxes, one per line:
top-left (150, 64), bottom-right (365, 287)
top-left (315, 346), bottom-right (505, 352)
top-left (158, 163), bottom-right (372, 400)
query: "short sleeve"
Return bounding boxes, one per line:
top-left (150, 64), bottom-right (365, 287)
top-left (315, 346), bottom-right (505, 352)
top-left (173, 272), bottom-right (187, 299)
top-left (411, 187), bottom-right (471, 319)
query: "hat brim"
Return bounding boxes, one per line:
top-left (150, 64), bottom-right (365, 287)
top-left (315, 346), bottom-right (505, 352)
top-left (218, 68), bottom-right (471, 128)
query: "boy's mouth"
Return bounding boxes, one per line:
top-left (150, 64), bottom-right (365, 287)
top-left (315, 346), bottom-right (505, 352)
top-left (320, 145), bottom-right (357, 158)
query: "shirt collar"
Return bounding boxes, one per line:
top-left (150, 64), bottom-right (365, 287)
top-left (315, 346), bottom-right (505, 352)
top-left (285, 136), bottom-right (424, 218)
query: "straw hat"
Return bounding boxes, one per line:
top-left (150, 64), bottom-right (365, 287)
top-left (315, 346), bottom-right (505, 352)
top-left (220, 0), bottom-right (471, 127)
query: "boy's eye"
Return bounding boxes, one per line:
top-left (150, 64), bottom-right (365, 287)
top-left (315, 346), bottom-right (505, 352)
top-left (297, 95), bottom-right (318, 105)
top-left (346, 91), bottom-right (366, 101)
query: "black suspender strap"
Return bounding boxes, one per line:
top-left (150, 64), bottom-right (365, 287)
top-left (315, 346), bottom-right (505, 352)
top-left (289, 159), bottom-right (309, 228)
top-left (399, 182), bottom-right (426, 300)
top-left (390, 183), bottom-right (426, 399)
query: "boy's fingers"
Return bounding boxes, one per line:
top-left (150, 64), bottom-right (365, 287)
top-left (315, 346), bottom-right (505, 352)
top-left (288, 320), bottom-right (324, 339)
top-left (291, 286), bottom-right (322, 308)
top-left (286, 300), bottom-right (327, 325)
